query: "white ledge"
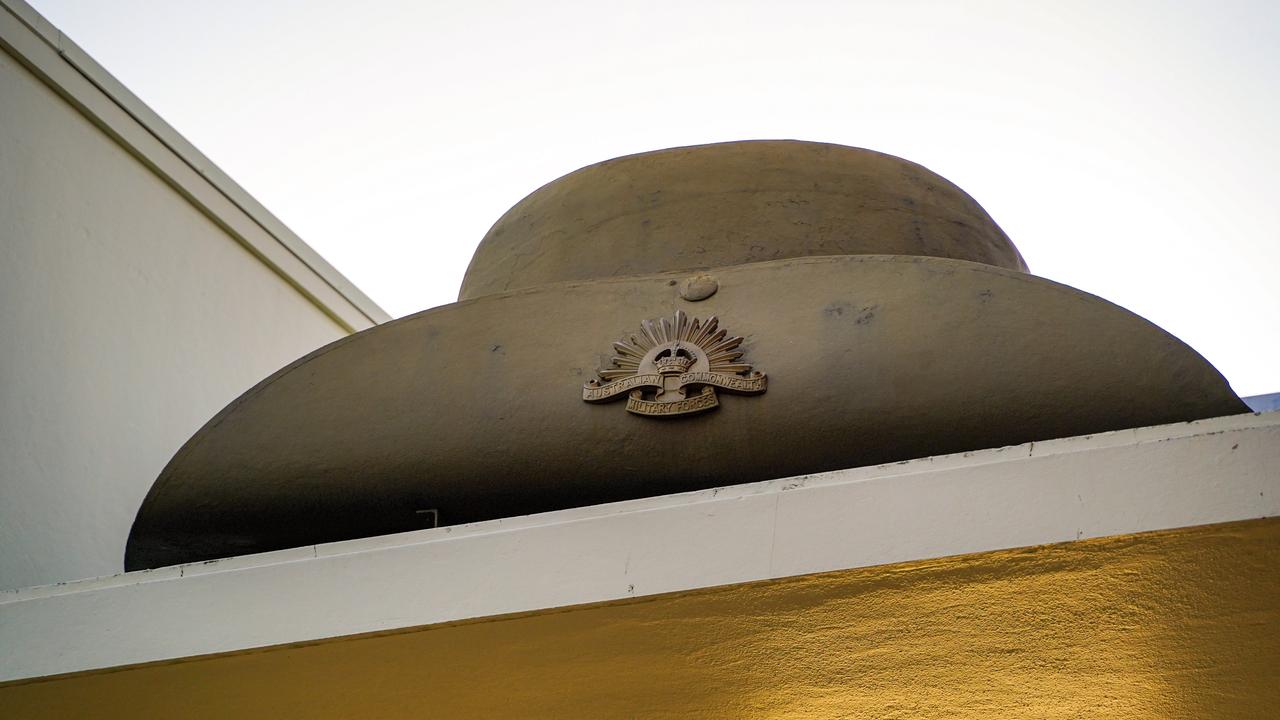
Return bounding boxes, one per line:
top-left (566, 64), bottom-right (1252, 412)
top-left (2, 411), bottom-right (1277, 682)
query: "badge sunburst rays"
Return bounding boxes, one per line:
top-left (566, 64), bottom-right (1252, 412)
top-left (584, 310), bottom-right (767, 417)
top-left (598, 310), bottom-right (754, 380)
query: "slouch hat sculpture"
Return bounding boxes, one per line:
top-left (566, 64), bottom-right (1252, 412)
top-left (126, 140), bottom-right (1248, 570)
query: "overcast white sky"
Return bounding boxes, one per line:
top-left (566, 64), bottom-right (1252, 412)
top-left (28, 0), bottom-right (1280, 396)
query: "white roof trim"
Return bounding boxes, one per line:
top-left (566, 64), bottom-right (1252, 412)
top-left (1, 411), bottom-right (1275, 682)
top-left (0, 0), bottom-right (390, 331)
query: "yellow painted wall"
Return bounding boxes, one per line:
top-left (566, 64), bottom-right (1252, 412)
top-left (4, 518), bottom-right (1278, 719)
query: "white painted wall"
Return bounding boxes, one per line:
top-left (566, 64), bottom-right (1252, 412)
top-left (0, 17), bottom-right (381, 590)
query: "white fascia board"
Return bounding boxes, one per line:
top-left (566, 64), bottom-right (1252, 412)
top-left (1, 411), bottom-right (1277, 683)
top-left (0, 0), bottom-right (390, 331)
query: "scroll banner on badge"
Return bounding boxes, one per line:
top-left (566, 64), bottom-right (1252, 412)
top-left (626, 387), bottom-right (718, 416)
top-left (582, 372), bottom-right (767, 402)
top-left (582, 374), bottom-right (664, 402)
top-left (677, 371), bottom-right (767, 394)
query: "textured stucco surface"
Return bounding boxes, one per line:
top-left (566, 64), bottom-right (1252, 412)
top-left (0, 45), bottom-right (348, 590)
top-left (4, 518), bottom-right (1278, 719)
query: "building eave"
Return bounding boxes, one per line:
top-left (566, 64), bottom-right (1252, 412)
top-left (0, 0), bottom-right (390, 332)
top-left (2, 410), bottom-right (1275, 684)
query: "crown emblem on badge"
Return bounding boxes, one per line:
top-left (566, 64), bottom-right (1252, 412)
top-left (654, 346), bottom-right (696, 375)
top-left (583, 310), bottom-right (767, 417)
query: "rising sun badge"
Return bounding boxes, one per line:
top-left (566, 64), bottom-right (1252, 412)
top-left (583, 310), bottom-right (767, 417)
